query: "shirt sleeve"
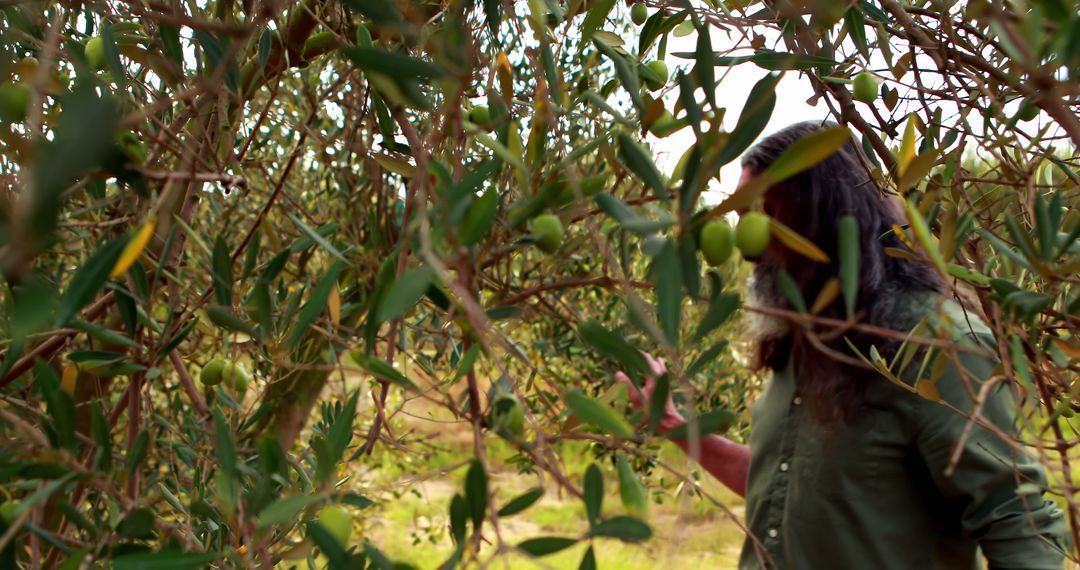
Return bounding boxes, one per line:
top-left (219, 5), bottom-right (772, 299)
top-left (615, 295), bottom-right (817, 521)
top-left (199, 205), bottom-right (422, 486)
top-left (913, 339), bottom-right (1071, 570)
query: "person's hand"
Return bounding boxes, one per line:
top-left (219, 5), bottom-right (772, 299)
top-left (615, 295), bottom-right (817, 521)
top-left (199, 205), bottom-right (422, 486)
top-left (615, 353), bottom-right (686, 435)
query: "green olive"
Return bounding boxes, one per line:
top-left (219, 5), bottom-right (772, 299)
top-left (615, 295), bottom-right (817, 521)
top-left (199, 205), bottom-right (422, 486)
top-left (85, 37), bottom-right (106, 70)
top-left (115, 131), bottom-right (148, 164)
top-left (531, 214), bottom-right (564, 254)
top-left (0, 500), bottom-right (21, 524)
top-left (199, 358), bottom-right (226, 386)
top-left (491, 393), bottom-right (526, 436)
top-left (700, 220), bottom-right (735, 266)
top-left (648, 110), bottom-right (684, 138)
top-left (631, 3), bottom-right (648, 25)
top-left (735, 212), bottom-right (772, 258)
top-left (468, 105), bottom-right (492, 130)
top-left (0, 83), bottom-right (31, 123)
top-left (221, 361), bottom-right (250, 393)
top-left (316, 505), bottom-right (352, 546)
top-left (852, 72), bottom-right (880, 104)
top-left (1016, 100), bottom-right (1040, 122)
top-left (643, 60), bottom-right (668, 91)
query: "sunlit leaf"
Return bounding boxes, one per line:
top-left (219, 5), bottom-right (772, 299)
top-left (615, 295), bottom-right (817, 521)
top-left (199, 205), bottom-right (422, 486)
top-left (565, 389), bottom-right (636, 439)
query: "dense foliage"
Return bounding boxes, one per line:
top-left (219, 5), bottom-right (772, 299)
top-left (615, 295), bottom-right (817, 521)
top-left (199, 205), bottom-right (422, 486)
top-left (1, 0), bottom-right (1079, 567)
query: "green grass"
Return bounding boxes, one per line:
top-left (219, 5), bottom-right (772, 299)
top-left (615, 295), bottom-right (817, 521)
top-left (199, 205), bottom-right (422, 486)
top-left (360, 428), bottom-right (746, 569)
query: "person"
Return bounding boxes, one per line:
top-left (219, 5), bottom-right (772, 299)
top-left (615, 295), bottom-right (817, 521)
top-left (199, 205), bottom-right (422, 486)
top-left (618, 121), bottom-right (1071, 569)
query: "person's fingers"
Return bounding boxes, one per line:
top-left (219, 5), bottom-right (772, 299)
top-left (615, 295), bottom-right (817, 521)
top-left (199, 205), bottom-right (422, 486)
top-left (639, 349), bottom-right (665, 375)
top-left (615, 372), bottom-right (643, 407)
top-left (641, 373), bottom-right (656, 400)
top-left (642, 351), bottom-right (658, 372)
top-left (642, 352), bottom-right (665, 376)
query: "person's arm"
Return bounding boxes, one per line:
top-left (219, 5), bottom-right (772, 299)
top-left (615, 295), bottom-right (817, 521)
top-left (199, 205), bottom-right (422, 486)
top-left (915, 344), bottom-right (1070, 569)
top-left (616, 354), bottom-right (751, 498)
top-left (670, 433), bottom-right (750, 498)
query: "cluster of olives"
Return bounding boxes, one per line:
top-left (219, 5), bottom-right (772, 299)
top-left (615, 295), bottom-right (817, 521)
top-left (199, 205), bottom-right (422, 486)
top-left (699, 211), bottom-right (771, 266)
top-left (198, 358), bottom-right (250, 394)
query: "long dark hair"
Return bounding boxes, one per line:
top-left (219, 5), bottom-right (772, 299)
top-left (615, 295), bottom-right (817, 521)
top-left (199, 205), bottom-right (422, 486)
top-left (742, 121), bottom-right (944, 426)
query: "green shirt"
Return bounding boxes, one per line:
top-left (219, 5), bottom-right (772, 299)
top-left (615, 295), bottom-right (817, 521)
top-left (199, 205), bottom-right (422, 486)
top-left (739, 297), bottom-right (1070, 569)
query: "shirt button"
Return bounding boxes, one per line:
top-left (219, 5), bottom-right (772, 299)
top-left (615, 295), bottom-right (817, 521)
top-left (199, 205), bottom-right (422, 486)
top-left (779, 462), bottom-right (789, 472)
top-left (767, 528), bottom-right (779, 538)
top-left (793, 396), bottom-right (802, 406)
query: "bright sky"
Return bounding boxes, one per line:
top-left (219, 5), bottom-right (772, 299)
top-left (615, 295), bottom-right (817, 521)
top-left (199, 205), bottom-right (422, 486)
top-left (648, 23), bottom-right (830, 204)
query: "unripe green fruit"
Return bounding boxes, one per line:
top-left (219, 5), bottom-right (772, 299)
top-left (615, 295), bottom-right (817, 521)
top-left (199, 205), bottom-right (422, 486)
top-left (85, 37), bottom-right (106, 70)
top-left (468, 105), bottom-right (492, 130)
top-left (200, 358), bottom-right (226, 386)
top-left (700, 220), bottom-right (735, 266)
top-left (1016, 100), bottom-right (1039, 122)
top-left (115, 131), bottom-right (147, 164)
top-left (735, 212), bottom-right (771, 258)
top-left (531, 214), bottom-right (564, 254)
top-left (0, 501), bottom-right (21, 524)
top-left (221, 361), bottom-right (250, 393)
top-left (491, 393), bottom-right (526, 436)
top-left (643, 60), bottom-right (668, 91)
top-left (852, 72), bottom-right (880, 104)
top-left (631, 3), bottom-right (648, 25)
top-left (316, 505), bottom-right (352, 546)
top-left (648, 110), bottom-right (683, 138)
top-left (0, 83), bottom-right (31, 123)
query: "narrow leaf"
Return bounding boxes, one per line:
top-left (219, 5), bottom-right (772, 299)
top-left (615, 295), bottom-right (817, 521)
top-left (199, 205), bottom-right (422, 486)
top-left (350, 354), bottom-right (420, 392)
top-left (617, 133), bottom-right (668, 200)
top-left (111, 216), bottom-right (157, 278)
top-left (565, 389), bottom-right (636, 439)
top-left (589, 515), bottom-right (652, 542)
top-left (288, 261), bottom-right (344, 348)
top-left (577, 321), bottom-right (650, 379)
top-left (581, 0), bottom-right (617, 44)
top-left (583, 464), bottom-right (603, 526)
top-left (664, 408), bottom-right (736, 440)
top-left (838, 216), bottom-right (859, 317)
top-left (465, 460), bottom-right (487, 529)
top-left (497, 488), bottom-right (544, 517)
top-left (377, 265), bottom-right (435, 323)
top-left (518, 537), bottom-right (578, 557)
top-left (655, 239), bottom-right (682, 346)
top-left (56, 236), bottom-right (126, 325)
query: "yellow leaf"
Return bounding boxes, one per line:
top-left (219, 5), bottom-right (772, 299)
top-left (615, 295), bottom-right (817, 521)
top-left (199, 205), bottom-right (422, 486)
top-left (762, 126), bottom-right (851, 183)
top-left (915, 378), bottom-right (941, 402)
top-left (474, 131), bottom-right (525, 170)
top-left (62, 363), bottom-right (78, 395)
top-left (1052, 338), bottom-right (1080, 360)
top-left (708, 127), bottom-right (850, 218)
top-left (810, 278), bottom-right (842, 315)
top-left (111, 215), bottom-right (157, 279)
top-left (372, 153), bottom-right (416, 178)
top-left (903, 200), bottom-right (948, 276)
top-left (507, 120), bottom-right (527, 189)
top-left (891, 223), bottom-right (915, 250)
top-left (262, 218), bottom-right (282, 252)
top-left (769, 219), bottom-right (831, 263)
top-left (327, 282), bottom-right (341, 329)
top-left (496, 51), bottom-right (514, 100)
top-left (896, 151), bottom-right (938, 190)
top-left (897, 114), bottom-right (918, 176)
top-left (593, 31), bottom-right (625, 47)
